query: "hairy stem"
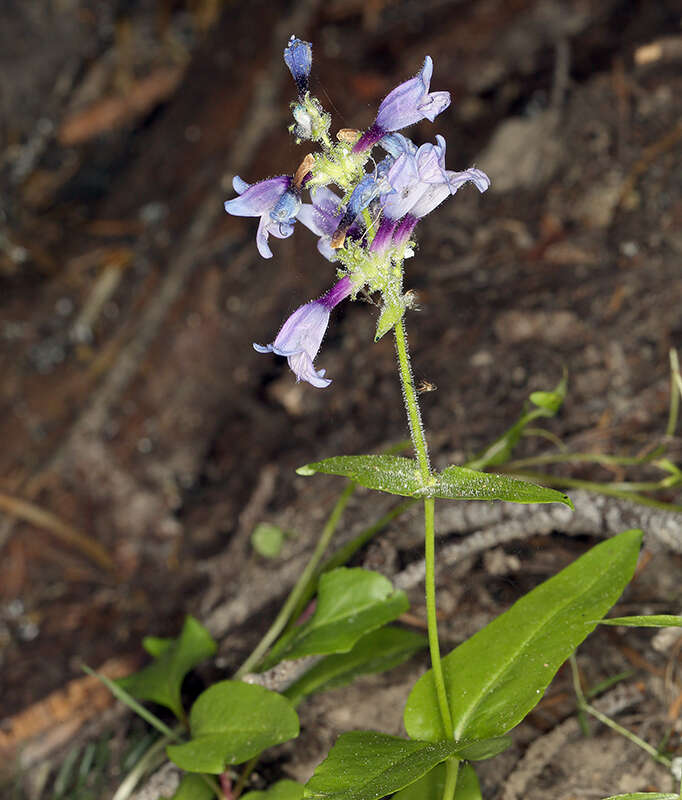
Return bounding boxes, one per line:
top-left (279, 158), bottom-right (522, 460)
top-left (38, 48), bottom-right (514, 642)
top-left (394, 319), bottom-right (453, 748)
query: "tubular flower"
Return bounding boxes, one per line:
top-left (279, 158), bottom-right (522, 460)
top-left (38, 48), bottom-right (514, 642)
top-left (253, 276), bottom-right (353, 388)
top-left (297, 186), bottom-right (346, 261)
top-left (224, 175), bottom-right (300, 259)
top-left (354, 56), bottom-right (451, 152)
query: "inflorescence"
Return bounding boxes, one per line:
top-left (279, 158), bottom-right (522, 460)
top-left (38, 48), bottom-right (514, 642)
top-left (224, 35), bottom-right (490, 388)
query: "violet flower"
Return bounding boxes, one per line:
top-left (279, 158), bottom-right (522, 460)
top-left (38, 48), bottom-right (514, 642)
top-left (254, 276), bottom-right (352, 388)
top-left (354, 56), bottom-right (451, 152)
top-left (284, 36), bottom-right (313, 95)
top-left (224, 175), bottom-right (300, 259)
top-left (297, 186), bottom-right (345, 260)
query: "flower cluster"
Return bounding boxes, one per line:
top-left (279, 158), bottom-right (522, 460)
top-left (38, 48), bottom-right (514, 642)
top-left (224, 36), bottom-right (490, 387)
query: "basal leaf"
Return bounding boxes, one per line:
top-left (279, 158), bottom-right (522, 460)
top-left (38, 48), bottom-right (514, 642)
top-left (264, 568), bottom-right (408, 667)
top-left (118, 616), bottom-right (217, 720)
top-left (392, 762), bottom-right (481, 800)
top-left (404, 530), bottom-right (642, 742)
top-left (167, 774), bottom-right (214, 800)
top-left (166, 681), bottom-right (299, 774)
top-left (595, 615), bottom-right (682, 627)
top-left (297, 455), bottom-right (571, 507)
top-left (284, 627), bottom-right (426, 705)
top-left (304, 732), bottom-right (506, 800)
top-left (242, 780), bottom-right (304, 800)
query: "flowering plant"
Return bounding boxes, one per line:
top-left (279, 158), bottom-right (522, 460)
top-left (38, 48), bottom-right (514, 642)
top-left (99, 36), bottom-right (682, 800)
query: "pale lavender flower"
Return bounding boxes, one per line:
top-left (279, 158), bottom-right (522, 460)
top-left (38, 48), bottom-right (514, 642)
top-left (354, 56), bottom-right (450, 152)
top-left (284, 36), bottom-right (313, 95)
top-left (224, 175), bottom-right (300, 259)
top-left (297, 186), bottom-right (345, 260)
top-left (254, 276), bottom-right (353, 388)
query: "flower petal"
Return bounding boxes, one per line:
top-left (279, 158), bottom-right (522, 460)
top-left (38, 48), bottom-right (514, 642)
top-left (224, 176), bottom-right (291, 217)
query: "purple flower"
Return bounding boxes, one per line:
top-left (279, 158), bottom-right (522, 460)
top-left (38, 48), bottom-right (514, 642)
top-left (383, 135), bottom-right (490, 221)
top-left (254, 276), bottom-right (353, 388)
top-left (224, 175), bottom-right (300, 259)
top-left (354, 56), bottom-right (451, 152)
top-left (284, 36), bottom-right (313, 95)
top-left (297, 186), bottom-right (345, 260)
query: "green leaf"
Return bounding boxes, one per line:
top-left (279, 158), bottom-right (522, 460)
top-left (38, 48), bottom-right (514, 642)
top-left (167, 774), bottom-right (214, 800)
top-left (166, 681), bottom-right (299, 774)
top-left (142, 636), bottom-right (173, 658)
top-left (595, 615), bottom-right (682, 627)
top-left (467, 374), bottom-right (567, 470)
top-left (304, 732), bottom-right (508, 800)
top-left (297, 455), bottom-right (571, 507)
top-left (375, 300), bottom-right (406, 341)
top-left (252, 523), bottom-right (286, 558)
top-left (600, 795), bottom-right (680, 800)
top-left (435, 465), bottom-right (572, 507)
top-left (285, 627), bottom-right (427, 705)
top-left (117, 616), bottom-right (217, 720)
top-left (404, 530), bottom-right (642, 741)
top-left (392, 763), bottom-right (481, 800)
top-left (243, 780), bottom-right (305, 800)
top-left (264, 568), bottom-right (408, 668)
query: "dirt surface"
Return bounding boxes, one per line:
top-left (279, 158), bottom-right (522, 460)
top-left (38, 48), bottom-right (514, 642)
top-left (1, 0), bottom-right (681, 797)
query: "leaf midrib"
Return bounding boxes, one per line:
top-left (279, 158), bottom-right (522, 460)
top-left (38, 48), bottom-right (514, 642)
top-left (453, 547), bottom-right (629, 739)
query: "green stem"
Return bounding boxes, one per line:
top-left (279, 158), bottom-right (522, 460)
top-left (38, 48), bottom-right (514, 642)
top-left (394, 320), bottom-right (453, 747)
top-left (569, 655), bottom-right (671, 769)
top-left (234, 482), bottom-right (355, 678)
top-left (442, 758), bottom-right (460, 800)
top-left (233, 754), bottom-right (259, 799)
top-left (394, 319), bottom-right (430, 478)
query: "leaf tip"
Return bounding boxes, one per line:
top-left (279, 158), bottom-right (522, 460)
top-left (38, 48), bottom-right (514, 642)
top-left (296, 464), bottom-right (316, 476)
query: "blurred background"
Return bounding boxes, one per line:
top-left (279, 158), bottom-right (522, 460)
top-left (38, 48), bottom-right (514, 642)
top-left (1, 0), bottom-right (681, 796)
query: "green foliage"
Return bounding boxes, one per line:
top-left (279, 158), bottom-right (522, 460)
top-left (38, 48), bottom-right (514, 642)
top-left (166, 681), bottom-right (299, 774)
top-left (285, 627), bottom-right (427, 705)
top-left (242, 780), bottom-right (305, 800)
top-left (252, 523), bottom-right (286, 558)
top-left (303, 731), bottom-right (509, 800)
top-left (297, 455), bottom-right (572, 507)
top-left (595, 615), bottom-right (682, 627)
top-left (600, 795), bottom-right (680, 800)
top-left (466, 374), bottom-right (567, 470)
top-left (404, 530), bottom-right (643, 741)
top-left (118, 616), bottom-right (217, 720)
top-left (263, 568), bottom-right (408, 668)
top-left (167, 774), bottom-right (214, 800)
top-left (391, 763), bottom-right (481, 800)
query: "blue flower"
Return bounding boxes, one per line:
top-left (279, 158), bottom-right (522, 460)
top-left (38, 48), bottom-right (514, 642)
top-left (354, 57), bottom-right (450, 152)
top-left (224, 175), bottom-right (301, 259)
top-left (284, 35), bottom-right (313, 95)
top-left (254, 277), bottom-right (352, 388)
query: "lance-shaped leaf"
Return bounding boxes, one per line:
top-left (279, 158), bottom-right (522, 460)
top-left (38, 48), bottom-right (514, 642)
top-left (297, 455), bottom-right (571, 507)
top-left (166, 681), bottom-right (299, 774)
top-left (285, 627), bottom-right (426, 705)
top-left (391, 762), bottom-right (481, 800)
top-left (404, 530), bottom-right (642, 742)
top-left (118, 616), bottom-right (217, 720)
top-left (264, 568), bottom-right (408, 668)
top-left (304, 731), bottom-right (509, 800)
